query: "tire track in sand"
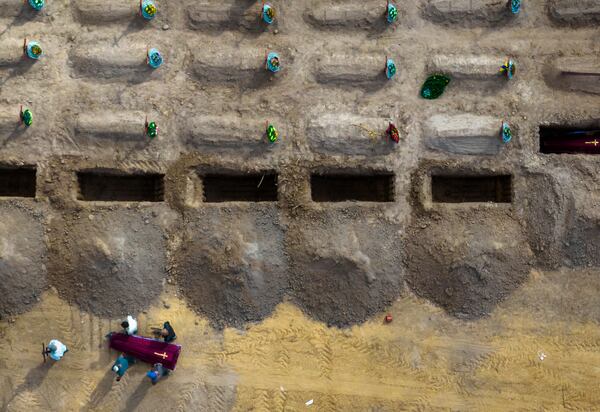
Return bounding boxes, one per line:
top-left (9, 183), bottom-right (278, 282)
top-left (310, 334), bottom-right (333, 381)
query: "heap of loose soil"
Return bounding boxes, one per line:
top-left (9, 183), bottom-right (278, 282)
top-left (0, 202), bottom-right (47, 316)
top-left (565, 217), bottom-right (600, 267)
top-left (406, 208), bottom-right (532, 319)
top-left (557, 162), bottom-right (600, 268)
top-left (174, 207), bottom-right (289, 329)
top-left (519, 161), bottom-right (600, 269)
top-left (520, 171), bottom-right (572, 269)
top-left (48, 209), bottom-right (167, 316)
top-left (287, 210), bottom-right (404, 327)
top-left (509, 268), bottom-right (600, 323)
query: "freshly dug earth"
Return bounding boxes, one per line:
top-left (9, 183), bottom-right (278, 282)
top-left (287, 209), bottom-right (404, 327)
top-left (518, 161), bottom-right (600, 270)
top-left (174, 206), bottom-right (289, 329)
top-left (565, 216), bottom-right (600, 267)
top-left (406, 208), bottom-right (533, 319)
top-left (48, 208), bottom-right (167, 316)
top-left (520, 171), bottom-right (572, 269)
top-left (557, 161), bottom-right (600, 268)
top-left (0, 202), bottom-right (46, 316)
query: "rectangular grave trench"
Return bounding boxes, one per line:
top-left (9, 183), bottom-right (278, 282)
top-left (311, 173), bottom-right (394, 202)
top-left (202, 173), bottom-right (278, 202)
top-left (432, 175), bottom-right (511, 203)
top-left (0, 167), bottom-right (36, 198)
top-left (77, 171), bottom-right (164, 202)
top-left (539, 125), bottom-right (600, 154)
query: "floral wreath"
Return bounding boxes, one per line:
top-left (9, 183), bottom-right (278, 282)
top-left (144, 4), bottom-right (157, 16)
top-left (31, 45), bottom-right (42, 56)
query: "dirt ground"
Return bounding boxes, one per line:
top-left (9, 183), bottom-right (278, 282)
top-left (2, 277), bottom-right (600, 411)
top-left (0, 0), bottom-right (599, 410)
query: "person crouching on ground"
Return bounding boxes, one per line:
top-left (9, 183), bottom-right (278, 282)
top-left (146, 363), bottom-right (169, 385)
top-left (44, 339), bottom-right (68, 361)
top-left (160, 321), bottom-right (176, 342)
top-left (112, 353), bottom-right (135, 382)
top-left (121, 315), bottom-right (138, 335)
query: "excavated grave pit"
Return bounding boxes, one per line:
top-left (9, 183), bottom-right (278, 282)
top-left (77, 171), bottom-right (165, 202)
top-left (0, 167), bottom-right (36, 198)
top-left (310, 173), bottom-right (394, 202)
top-left (202, 173), bottom-right (278, 203)
top-left (431, 175), bottom-right (512, 203)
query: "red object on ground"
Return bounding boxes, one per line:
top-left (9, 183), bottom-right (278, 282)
top-left (109, 332), bottom-right (181, 370)
top-left (385, 314), bottom-right (393, 323)
top-left (386, 123), bottom-right (400, 143)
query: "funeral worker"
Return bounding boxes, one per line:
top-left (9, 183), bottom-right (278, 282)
top-left (146, 363), bottom-right (169, 385)
top-left (44, 339), bottom-right (68, 361)
top-left (121, 315), bottom-right (138, 335)
top-left (112, 353), bottom-right (136, 382)
top-left (159, 321), bottom-right (176, 343)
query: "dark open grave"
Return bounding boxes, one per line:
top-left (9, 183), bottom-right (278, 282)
top-left (77, 171), bottom-right (164, 202)
top-left (540, 125), bottom-right (600, 154)
top-left (311, 173), bottom-right (394, 202)
top-left (0, 167), bottom-right (36, 198)
top-left (202, 173), bottom-right (278, 202)
top-left (432, 175), bottom-right (512, 203)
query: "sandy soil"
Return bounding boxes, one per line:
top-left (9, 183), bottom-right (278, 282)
top-left (2, 276), bottom-right (600, 411)
top-left (0, 0), bottom-right (599, 409)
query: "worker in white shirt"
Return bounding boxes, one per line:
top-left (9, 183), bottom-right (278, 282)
top-left (121, 315), bottom-right (138, 335)
top-left (44, 339), bottom-right (68, 361)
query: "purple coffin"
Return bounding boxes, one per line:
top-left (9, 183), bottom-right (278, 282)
top-left (540, 128), bottom-right (600, 154)
top-left (109, 333), bottom-right (181, 370)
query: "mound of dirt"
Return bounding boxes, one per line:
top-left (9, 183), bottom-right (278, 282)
top-left (421, 0), bottom-right (515, 26)
top-left (174, 207), bottom-right (288, 329)
top-left (509, 268), bottom-right (600, 323)
top-left (520, 172), bottom-right (572, 269)
top-left (0, 202), bottom-right (47, 316)
top-left (48, 209), bottom-right (167, 316)
top-left (548, 0), bottom-right (600, 26)
top-left (287, 211), bottom-right (404, 327)
top-left (565, 217), bottom-right (600, 267)
top-left (406, 209), bottom-right (532, 319)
